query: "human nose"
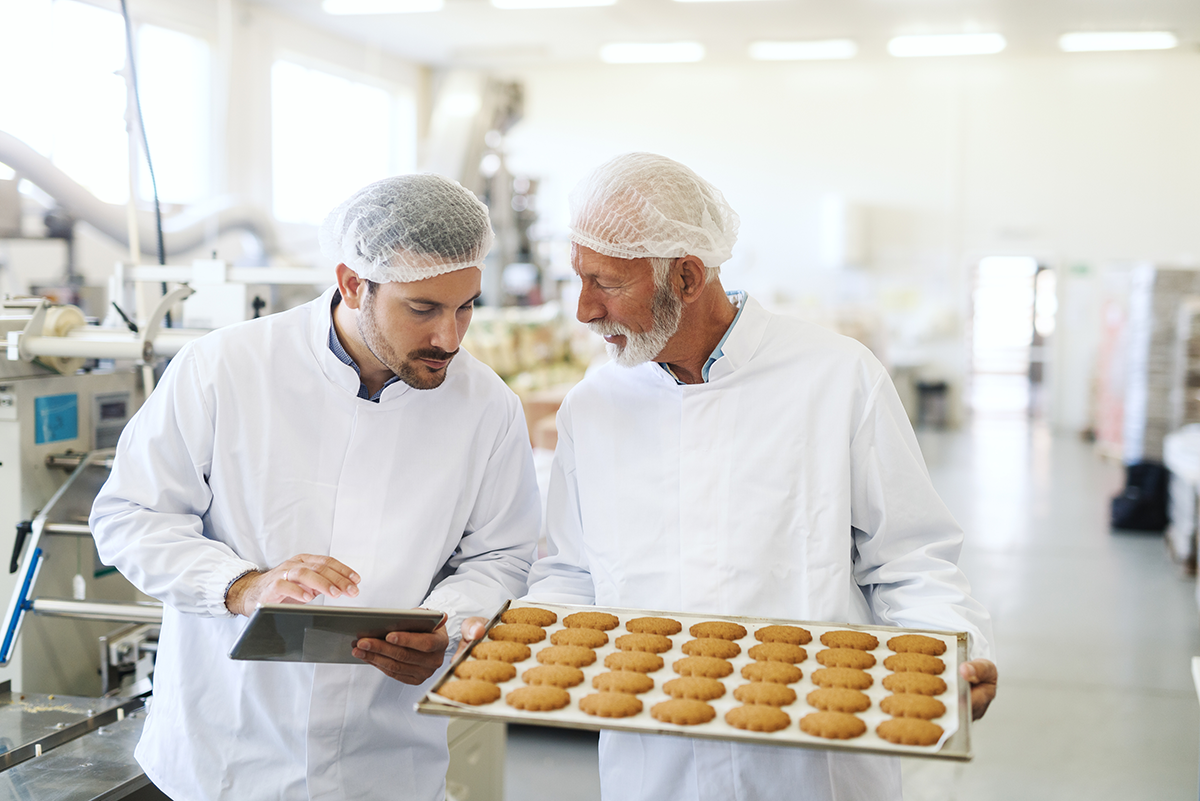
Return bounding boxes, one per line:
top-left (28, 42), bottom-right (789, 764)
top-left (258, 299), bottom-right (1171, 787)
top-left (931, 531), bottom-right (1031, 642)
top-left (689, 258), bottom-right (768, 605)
top-left (576, 283), bottom-right (603, 324)
top-left (431, 311), bottom-right (462, 353)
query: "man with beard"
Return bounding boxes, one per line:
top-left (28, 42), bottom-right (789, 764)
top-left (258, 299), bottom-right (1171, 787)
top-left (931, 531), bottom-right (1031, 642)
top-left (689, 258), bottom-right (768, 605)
top-left (525, 153), bottom-right (997, 801)
top-left (90, 174), bottom-right (540, 801)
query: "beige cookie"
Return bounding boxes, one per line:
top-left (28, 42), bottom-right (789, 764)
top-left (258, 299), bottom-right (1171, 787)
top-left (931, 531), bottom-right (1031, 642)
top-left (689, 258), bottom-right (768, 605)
top-left (819, 630), bottom-right (879, 651)
top-left (887, 634), bottom-right (947, 656)
top-left (472, 641), bottom-right (531, 663)
top-left (437, 679), bottom-right (501, 706)
top-left (682, 638), bottom-right (741, 659)
top-left (799, 711), bottom-right (866, 740)
top-left (580, 692), bottom-right (643, 718)
top-left (882, 672), bottom-right (947, 696)
top-left (883, 652), bottom-right (945, 675)
top-left (810, 667), bottom-right (873, 690)
top-left (501, 607), bottom-right (557, 627)
top-left (521, 665), bottom-right (585, 688)
top-left (741, 661), bottom-right (803, 684)
top-left (592, 671), bottom-right (655, 694)
top-left (725, 705), bottom-right (791, 733)
top-left (454, 660), bottom-right (517, 683)
top-left (816, 648), bottom-right (877, 670)
top-left (754, 625), bottom-right (812, 645)
top-left (605, 651), bottom-right (664, 673)
top-left (651, 699), bottom-right (716, 726)
top-left (876, 717), bottom-right (944, 746)
top-left (688, 621), bottom-right (747, 641)
top-left (536, 645), bottom-right (597, 668)
top-left (563, 611), bottom-right (619, 631)
top-left (506, 685), bottom-right (570, 711)
top-left (551, 628), bottom-right (609, 648)
top-left (748, 643), bottom-right (808, 664)
top-left (663, 677), bottom-right (727, 701)
top-left (615, 633), bottom-right (673, 654)
top-left (488, 624), bottom-right (546, 644)
top-left (880, 693), bottom-right (947, 720)
top-left (805, 687), bottom-right (871, 713)
top-left (672, 656), bottom-right (734, 679)
top-left (733, 682), bottom-right (797, 707)
top-left (626, 616), bottom-right (683, 636)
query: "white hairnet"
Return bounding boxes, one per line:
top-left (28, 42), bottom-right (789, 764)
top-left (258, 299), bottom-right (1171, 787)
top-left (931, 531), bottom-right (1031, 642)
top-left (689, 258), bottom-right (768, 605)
top-left (319, 174), bottom-right (494, 283)
top-left (569, 153), bottom-right (740, 269)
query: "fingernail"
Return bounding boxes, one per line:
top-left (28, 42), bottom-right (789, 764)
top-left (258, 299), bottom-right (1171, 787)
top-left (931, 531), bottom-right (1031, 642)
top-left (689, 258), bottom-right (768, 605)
top-left (387, 634), bottom-right (398, 645)
top-left (350, 573), bottom-right (361, 582)
top-left (329, 587), bottom-right (341, 598)
top-left (348, 586), bottom-right (360, 597)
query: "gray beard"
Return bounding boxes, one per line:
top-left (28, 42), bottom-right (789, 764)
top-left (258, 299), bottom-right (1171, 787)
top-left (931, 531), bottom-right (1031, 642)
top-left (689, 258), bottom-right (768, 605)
top-left (589, 279), bottom-right (683, 368)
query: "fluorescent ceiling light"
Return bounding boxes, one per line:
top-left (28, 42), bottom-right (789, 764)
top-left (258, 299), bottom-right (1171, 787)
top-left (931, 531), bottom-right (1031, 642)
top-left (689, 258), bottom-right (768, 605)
top-left (888, 33), bottom-right (1006, 58)
top-left (322, 0), bottom-right (443, 13)
top-left (1058, 31), bottom-right (1178, 52)
top-left (674, 0), bottom-right (777, 3)
top-left (492, 0), bottom-right (614, 7)
top-left (749, 39), bottom-right (858, 61)
top-left (600, 42), bottom-right (705, 63)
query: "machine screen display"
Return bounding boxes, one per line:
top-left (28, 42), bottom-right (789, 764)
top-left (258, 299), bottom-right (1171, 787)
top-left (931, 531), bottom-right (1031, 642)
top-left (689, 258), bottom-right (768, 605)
top-left (98, 400), bottom-right (127, 421)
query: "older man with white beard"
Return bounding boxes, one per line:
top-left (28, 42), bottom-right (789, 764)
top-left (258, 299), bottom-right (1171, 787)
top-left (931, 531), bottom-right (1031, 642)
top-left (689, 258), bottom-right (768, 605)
top-left (525, 152), bottom-right (998, 801)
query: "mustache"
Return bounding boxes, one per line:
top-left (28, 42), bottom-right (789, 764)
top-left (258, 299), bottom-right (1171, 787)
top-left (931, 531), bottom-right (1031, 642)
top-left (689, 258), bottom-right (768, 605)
top-left (588, 321), bottom-right (632, 337)
top-left (409, 347), bottom-right (459, 361)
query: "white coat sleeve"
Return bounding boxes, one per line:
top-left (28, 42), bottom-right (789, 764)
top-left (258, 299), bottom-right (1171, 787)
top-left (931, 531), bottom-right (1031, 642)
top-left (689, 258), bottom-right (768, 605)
top-left (849, 370), bottom-right (995, 662)
top-left (522, 401), bottom-right (598, 604)
top-left (89, 346), bottom-right (259, 618)
top-left (422, 394), bottom-right (541, 647)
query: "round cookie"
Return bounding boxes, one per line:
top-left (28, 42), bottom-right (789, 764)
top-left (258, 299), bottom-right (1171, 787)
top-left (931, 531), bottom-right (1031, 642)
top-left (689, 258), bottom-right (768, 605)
top-left (748, 643), bottom-right (808, 664)
top-left (626, 616), bottom-right (683, 636)
top-left (741, 661), bottom-right (803, 685)
top-left (580, 692), bottom-right (643, 718)
top-left (799, 711), bottom-right (867, 740)
top-left (882, 672), bottom-right (947, 696)
top-left (488, 624), bottom-right (546, 644)
top-left (682, 638), bottom-right (741, 659)
top-left (806, 687), bottom-right (871, 713)
top-left (551, 628), bottom-right (609, 648)
top-left (521, 665), bottom-right (585, 688)
top-left (816, 648), bottom-right (877, 670)
top-left (501, 607), bottom-right (557, 627)
top-left (811, 667), bottom-right (873, 690)
top-left (651, 699), bottom-right (717, 726)
top-left (536, 645), bottom-right (597, 668)
top-left (605, 651), bottom-right (664, 673)
top-left (726, 705), bottom-right (791, 733)
top-left (688, 621), bottom-right (747, 641)
top-left (472, 641), bottom-right (531, 663)
top-left (663, 677), bottom-right (726, 701)
top-left (819, 630), bottom-right (879, 651)
top-left (733, 682), bottom-right (797, 707)
top-left (877, 718), bottom-right (944, 746)
top-left (592, 671), bottom-right (655, 694)
top-left (615, 633), bottom-right (673, 654)
top-left (887, 634), bottom-right (947, 656)
top-left (506, 685), bottom-right (570, 711)
top-left (455, 660), bottom-right (517, 683)
top-left (672, 656), bottom-right (734, 679)
top-left (754, 625), bottom-right (812, 646)
top-left (563, 611), bottom-right (619, 631)
top-left (880, 693), bottom-right (946, 720)
top-left (883, 653), bottom-right (945, 675)
top-left (437, 679), bottom-right (501, 706)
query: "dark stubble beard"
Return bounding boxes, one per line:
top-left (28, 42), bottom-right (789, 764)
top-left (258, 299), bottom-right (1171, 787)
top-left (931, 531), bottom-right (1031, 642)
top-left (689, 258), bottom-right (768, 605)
top-left (357, 292), bottom-right (458, 391)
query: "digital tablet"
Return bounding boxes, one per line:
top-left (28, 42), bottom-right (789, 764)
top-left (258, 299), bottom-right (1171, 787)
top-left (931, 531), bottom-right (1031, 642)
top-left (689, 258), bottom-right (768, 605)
top-left (228, 604), bottom-right (446, 664)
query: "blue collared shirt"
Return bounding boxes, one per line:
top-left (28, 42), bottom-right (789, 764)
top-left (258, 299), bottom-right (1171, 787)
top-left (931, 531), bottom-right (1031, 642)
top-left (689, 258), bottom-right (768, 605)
top-left (328, 291), bottom-right (401, 402)
top-left (659, 290), bottom-right (747, 385)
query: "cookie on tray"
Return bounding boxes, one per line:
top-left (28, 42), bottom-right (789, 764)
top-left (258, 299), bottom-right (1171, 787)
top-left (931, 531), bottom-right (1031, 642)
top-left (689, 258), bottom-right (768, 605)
top-left (799, 711), bottom-right (866, 740)
top-left (522, 665), bottom-right (585, 688)
top-left (726, 705), bottom-right (791, 733)
top-left (748, 643), bottom-right (807, 664)
top-left (472, 641), bottom-right (531, 663)
top-left (605, 651), bottom-right (664, 673)
top-left (563, 611), bottom-right (619, 631)
top-left (501, 607), bottom-right (557, 627)
top-left (819, 630), bottom-right (879, 651)
top-left (536, 645), bottom-right (596, 668)
top-left (688, 621), bottom-right (747, 641)
top-left (488, 624), bottom-right (546, 644)
top-left (683, 638), bottom-right (741, 659)
top-left (506, 686), bottom-right (570, 711)
top-left (883, 653), bottom-right (945, 675)
top-left (741, 662), bottom-right (803, 685)
top-left (672, 656), bottom-right (734, 679)
top-left (592, 671), bottom-right (655, 694)
top-left (876, 718), bottom-right (944, 746)
top-left (882, 672), bottom-right (947, 696)
top-left (580, 692), bottom-right (643, 718)
top-left (551, 628), bottom-right (609, 648)
top-left (437, 679), bottom-right (501, 706)
top-left (887, 634), bottom-right (947, 656)
top-left (651, 699), bottom-right (716, 726)
top-left (754, 625), bottom-right (812, 645)
top-left (816, 648), bottom-right (876, 670)
top-left (733, 682), bottom-right (797, 707)
top-left (880, 693), bottom-right (946, 720)
top-left (626, 616), bottom-right (683, 636)
top-left (806, 687), bottom-right (871, 713)
top-left (615, 633), bottom-right (673, 653)
top-left (811, 667), bottom-right (873, 690)
top-left (454, 660), bottom-right (517, 683)
top-left (663, 677), bottom-right (726, 701)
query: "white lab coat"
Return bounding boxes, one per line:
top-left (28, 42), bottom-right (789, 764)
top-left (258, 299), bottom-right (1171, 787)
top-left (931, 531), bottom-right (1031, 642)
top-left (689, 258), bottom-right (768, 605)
top-left (91, 287), bottom-right (539, 801)
top-left (526, 295), bottom-right (993, 801)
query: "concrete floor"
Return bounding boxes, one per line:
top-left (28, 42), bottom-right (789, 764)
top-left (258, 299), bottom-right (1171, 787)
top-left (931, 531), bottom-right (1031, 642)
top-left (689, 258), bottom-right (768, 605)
top-left (504, 418), bottom-right (1200, 801)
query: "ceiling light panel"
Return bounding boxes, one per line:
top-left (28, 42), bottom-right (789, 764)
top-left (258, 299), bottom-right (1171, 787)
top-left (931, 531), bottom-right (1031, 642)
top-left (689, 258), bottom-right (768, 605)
top-left (887, 33), bottom-right (1006, 58)
top-left (749, 39), bottom-right (858, 61)
top-left (1058, 31), bottom-right (1178, 52)
top-left (600, 42), bottom-right (706, 63)
top-left (492, 0), bottom-right (615, 8)
top-left (322, 0), bottom-right (443, 12)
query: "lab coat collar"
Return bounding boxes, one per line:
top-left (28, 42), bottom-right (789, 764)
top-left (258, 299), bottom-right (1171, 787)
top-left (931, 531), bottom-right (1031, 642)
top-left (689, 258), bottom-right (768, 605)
top-left (699, 293), bottom-right (770, 385)
top-left (308, 285), bottom-right (413, 402)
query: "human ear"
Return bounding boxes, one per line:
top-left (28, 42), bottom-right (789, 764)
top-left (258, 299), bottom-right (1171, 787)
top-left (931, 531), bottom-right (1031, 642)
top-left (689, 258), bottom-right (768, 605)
top-left (676, 256), bottom-right (708, 304)
top-left (335, 263), bottom-right (369, 310)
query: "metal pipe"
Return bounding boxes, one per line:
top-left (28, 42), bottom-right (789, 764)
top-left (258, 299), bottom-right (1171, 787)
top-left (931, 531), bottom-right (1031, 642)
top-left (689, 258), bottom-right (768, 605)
top-left (42, 523), bottom-right (92, 536)
top-left (31, 598), bottom-right (163, 624)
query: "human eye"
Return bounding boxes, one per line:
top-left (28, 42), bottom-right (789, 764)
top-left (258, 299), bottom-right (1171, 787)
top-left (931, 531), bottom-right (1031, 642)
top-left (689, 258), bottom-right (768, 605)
top-left (408, 305), bottom-right (435, 316)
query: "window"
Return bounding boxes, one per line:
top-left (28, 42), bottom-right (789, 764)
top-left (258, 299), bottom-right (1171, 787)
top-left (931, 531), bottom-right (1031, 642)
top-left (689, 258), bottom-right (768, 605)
top-left (271, 59), bottom-right (415, 224)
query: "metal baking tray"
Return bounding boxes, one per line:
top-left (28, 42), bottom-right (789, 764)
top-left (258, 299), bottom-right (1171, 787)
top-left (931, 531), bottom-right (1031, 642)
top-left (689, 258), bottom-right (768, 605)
top-left (417, 602), bottom-right (972, 761)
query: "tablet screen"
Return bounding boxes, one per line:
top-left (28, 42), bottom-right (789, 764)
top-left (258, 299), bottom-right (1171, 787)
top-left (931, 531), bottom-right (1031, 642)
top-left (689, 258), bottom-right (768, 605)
top-left (229, 604), bottom-right (445, 664)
